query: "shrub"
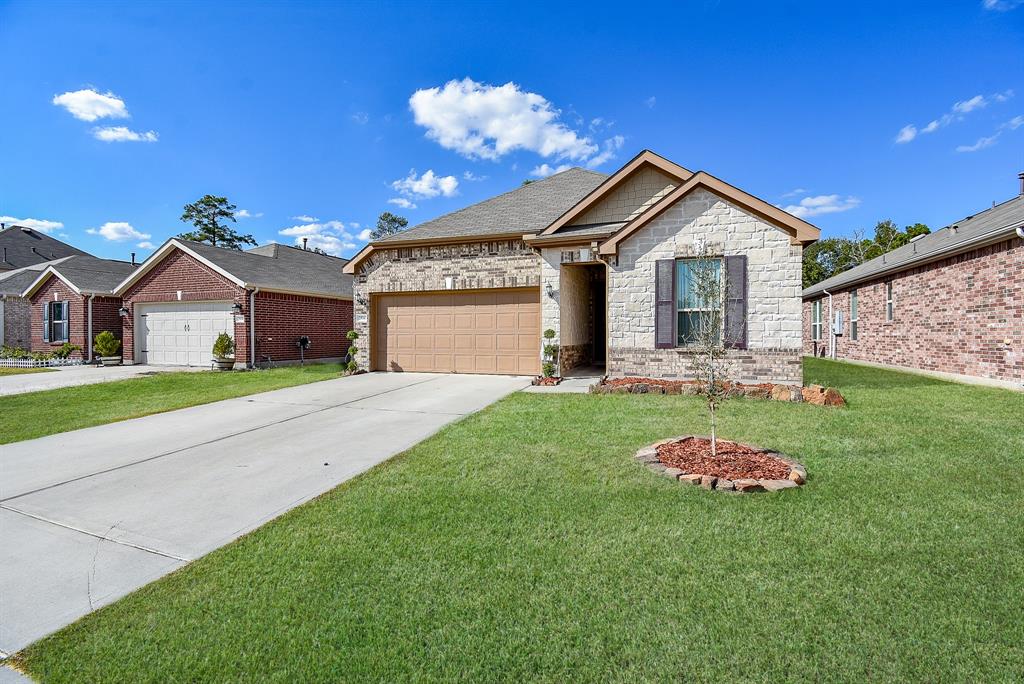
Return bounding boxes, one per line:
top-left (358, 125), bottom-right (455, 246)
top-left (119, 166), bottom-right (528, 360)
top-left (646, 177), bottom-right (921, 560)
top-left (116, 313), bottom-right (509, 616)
top-left (1, 345), bottom-right (31, 359)
top-left (92, 331), bottom-right (121, 357)
top-left (543, 328), bottom-right (556, 340)
top-left (53, 342), bottom-right (81, 359)
top-left (542, 362), bottom-right (556, 378)
top-left (346, 359), bottom-right (358, 374)
top-left (212, 332), bottom-right (235, 359)
top-left (345, 330), bottom-right (359, 373)
top-left (346, 330), bottom-right (359, 341)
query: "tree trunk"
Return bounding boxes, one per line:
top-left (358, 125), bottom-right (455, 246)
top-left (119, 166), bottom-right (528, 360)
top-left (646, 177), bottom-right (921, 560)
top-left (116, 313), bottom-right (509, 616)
top-left (710, 400), bottom-right (717, 458)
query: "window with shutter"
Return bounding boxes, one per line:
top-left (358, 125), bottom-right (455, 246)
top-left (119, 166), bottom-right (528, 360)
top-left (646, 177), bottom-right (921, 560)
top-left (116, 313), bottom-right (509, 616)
top-left (674, 258), bottom-right (723, 346)
top-left (654, 259), bottom-right (675, 348)
top-left (723, 255), bottom-right (747, 349)
top-left (43, 302), bottom-right (50, 342)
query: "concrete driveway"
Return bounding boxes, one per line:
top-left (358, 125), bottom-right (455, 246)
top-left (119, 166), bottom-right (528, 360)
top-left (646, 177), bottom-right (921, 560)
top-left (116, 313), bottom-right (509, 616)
top-left (0, 364), bottom-right (207, 397)
top-left (0, 371), bottom-right (529, 655)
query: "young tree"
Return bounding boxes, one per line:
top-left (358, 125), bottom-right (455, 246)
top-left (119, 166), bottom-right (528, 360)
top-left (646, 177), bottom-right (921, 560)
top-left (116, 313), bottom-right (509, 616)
top-left (178, 195), bottom-right (257, 249)
top-left (370, 212), bottom-right (408, 240)
top-left (685, 245), bottom-right (730, 457)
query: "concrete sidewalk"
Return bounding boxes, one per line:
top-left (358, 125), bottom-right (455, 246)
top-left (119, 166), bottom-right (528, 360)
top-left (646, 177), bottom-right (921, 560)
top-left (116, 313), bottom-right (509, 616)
top-left (0, 371), bottom-right (530, 657)
top-left (0, 364), bottom-right (206, 397)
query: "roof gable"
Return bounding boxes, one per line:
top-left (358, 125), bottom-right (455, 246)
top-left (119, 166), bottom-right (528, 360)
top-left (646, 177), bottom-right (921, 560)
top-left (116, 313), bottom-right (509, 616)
top-left (21, 255), bottom-right (138, 297)
top-left (539, 150), bottom-right (692, 236)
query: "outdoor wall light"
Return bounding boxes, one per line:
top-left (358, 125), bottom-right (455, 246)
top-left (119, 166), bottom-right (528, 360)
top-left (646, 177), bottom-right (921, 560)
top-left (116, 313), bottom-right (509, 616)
top-left (545, 283), bottom-right (556, 299)
top-left (118, 306), bottom-right (129, 317)
top-left (232, 302), bottom-right (243, 313)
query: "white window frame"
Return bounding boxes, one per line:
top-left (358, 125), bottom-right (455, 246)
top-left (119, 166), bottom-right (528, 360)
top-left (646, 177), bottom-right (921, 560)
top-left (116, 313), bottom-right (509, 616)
top-left (885, 282), bottom-right (894, 322)
top-left (811, 299), bottom-right (823, 341)
top-left (850, 289), bottom-right (858, 340)
top-left (49, 300), bottom-right (69, 343)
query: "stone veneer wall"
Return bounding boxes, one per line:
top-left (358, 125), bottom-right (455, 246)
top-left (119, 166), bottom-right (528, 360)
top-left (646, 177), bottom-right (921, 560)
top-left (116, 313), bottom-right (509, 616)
top-left (353, 239), bottom-right (540, 370)
top-left (570, 166), bottom-right (677, 226)
top-left (607, 188), bottom-right (804, 385)
top-left (802, 238), bottom-right (1022, 384)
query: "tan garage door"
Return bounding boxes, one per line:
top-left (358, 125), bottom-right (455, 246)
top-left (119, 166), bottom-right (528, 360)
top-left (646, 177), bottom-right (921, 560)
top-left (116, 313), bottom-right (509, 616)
top-left (373, 288), bottom-right (540, 375)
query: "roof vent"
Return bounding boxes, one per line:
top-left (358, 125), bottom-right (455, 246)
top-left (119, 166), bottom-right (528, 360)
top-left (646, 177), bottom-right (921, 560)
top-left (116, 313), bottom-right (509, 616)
top-left (21, 227), bottom-right (32, 233)
top-left (1019, 171), bottom-right (1024, 196)
top-left (910, 234), bottom-right (925, 243)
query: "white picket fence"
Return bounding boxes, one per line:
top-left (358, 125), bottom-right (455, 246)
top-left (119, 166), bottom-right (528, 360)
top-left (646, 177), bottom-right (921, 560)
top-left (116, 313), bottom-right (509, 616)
top-left (0, 357), bottom-right (85, 368)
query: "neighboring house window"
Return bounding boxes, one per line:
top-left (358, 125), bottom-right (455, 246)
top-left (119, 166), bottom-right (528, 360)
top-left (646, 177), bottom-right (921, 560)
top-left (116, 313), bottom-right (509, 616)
top-left (675, 258), bottom-right (722, 345)
top-left (885, 282), bottom-right (894, 321)
top-left (850, 289), bottom-right (858, 340)
top-left (45, 300), bottom-right (69, 343)
top-left (812, 299), bottom-right (822, 341)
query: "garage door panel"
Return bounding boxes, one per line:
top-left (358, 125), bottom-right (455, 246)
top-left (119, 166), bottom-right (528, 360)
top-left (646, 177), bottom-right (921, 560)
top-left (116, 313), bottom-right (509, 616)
top-left (138, 301), bottom-right (234, 367)
top-left (375, 289), bottom-right (539, 376)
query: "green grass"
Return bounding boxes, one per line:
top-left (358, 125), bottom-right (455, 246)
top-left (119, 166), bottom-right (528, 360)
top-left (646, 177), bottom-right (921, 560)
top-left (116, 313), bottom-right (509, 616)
top-left (16, 358), bottom-right (1024, 682)
top-left (0, 366), bottom-right (56, 376)
top-left (0, 364), bottom-right (344, 444)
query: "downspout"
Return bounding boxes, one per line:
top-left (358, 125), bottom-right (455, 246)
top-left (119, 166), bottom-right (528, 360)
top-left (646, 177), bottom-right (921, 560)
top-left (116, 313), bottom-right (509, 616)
top-left (249, 287), bottom-right (259, 368)
top-left (87, 294), bottom-right (95, 362)
top-left (822, 288), bottom-right (834, 359)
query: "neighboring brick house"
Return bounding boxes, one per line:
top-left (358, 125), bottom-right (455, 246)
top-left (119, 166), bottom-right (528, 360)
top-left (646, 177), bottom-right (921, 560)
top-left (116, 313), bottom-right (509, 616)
top-left (20, 255), bottom-right (138, 361)
top-left (112, 240), bottom-right (353, 368)
top-left (802, 188), bottom-right (1023, 389)
top-left (344, 150), bottom-right (820, 383)
top-left (0, 224), bottom-right (90, 349)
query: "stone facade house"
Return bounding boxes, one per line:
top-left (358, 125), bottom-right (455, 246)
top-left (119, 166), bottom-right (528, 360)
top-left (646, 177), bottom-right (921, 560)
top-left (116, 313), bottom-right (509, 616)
top-left (0, 224), bottom-right (90, 349)
top-left (21, 255), bottom-right (139, 361)
top-left (112, 239), bottom-right (353, 368)
top-left (803, 186), bottom-right (1023, 389)
top-left (344, 150), bottom-right (820, 383)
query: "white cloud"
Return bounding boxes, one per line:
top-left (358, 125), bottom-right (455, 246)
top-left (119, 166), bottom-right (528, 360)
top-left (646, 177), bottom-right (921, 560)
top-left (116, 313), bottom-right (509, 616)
top-left (277, 219), bottom-right (357, 256)
top-left (586, 135), bottom-right (625, 168)
top-left (409, 78), bottom-right (598, 161)
top-left (137, 241), bottom-right (155, 249)
top-left (350, 112), bottom-right (369, 125)
top-left (92, 126), bottom-right (158, 143)
top-left (391, 169), bottom-right (459, 199)
top-left (0, 215), bottom-right (64, 233)
top-left (779, 188), bottom-right (808, 199)
top-left (782, 195), bottom-right (861, 219)
top-left (291, 215), bottom-right (319, 222)
top-left (956, 134), bottom-right (1000, 152)
top-left (645, 96), bottom-right (657, 109)
top-left (387, 198), bottom-right (417, 209)
top-left (236, 209), bottom-right (263, 219)
top-left (896, 90), bottom-right (1014, 143)
top-left (1002, 115), bottom-right (1024, 130)
top-left (357, 228), bottom-right (372, 241)
top-left (86, 221), bottom-right (151, 241)
top-left (530, 163), bottom-right (573, 178)
top-left (52, 88), bottom-right (129, 122)
top-left (983, 0), bottom-right (1022, 10)
top-left (463, 170), bottom-right (487, 181)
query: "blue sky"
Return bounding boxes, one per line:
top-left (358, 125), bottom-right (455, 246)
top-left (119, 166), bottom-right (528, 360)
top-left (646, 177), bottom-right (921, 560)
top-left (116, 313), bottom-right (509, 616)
top-left (2, 1), bottom-right (1022, 261)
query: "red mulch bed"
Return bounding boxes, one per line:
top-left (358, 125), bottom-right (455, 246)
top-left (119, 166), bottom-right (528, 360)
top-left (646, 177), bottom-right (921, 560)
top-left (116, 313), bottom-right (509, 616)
top-left (604, 377), bottom-right (774, 393)
top-left (533, 376), bottom-right (561, 386)
top-left (656, 437), bottom-right (791, 480)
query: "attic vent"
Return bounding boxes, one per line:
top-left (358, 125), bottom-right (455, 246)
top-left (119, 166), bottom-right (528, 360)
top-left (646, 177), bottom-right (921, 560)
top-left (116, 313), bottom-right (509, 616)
top-left (910, 234), bottom-right (925, 242)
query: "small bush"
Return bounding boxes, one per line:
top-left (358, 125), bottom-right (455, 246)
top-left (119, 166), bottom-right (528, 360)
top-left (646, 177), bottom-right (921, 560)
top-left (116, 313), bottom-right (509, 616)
top-left (543, 328), bottom-right (556, 340)
top-left (92, 331), bottom-right (121, 357)
top-left (53, 342), bottom-right (81, 359)
top-left (346, 330), bottom-right (359, 341)
top-left (1, 345), bottom-right (31, 359)
top-left (542, 362), bottom-right (556, 378)
top-left (346, 359), bottom-right (358, 374)
top-left (212, 333), bottom-right (235, 358)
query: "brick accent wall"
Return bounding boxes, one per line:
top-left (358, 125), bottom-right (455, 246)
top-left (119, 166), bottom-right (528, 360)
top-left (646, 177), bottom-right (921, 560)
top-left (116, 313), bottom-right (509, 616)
top-left (2, 297), bottom-right (31, 349)
top-left (27, 277), bottom-right (123, 359)
top-left (803, 238), bottom-right (1023, 384)
top-left (570, 166), bottom-right (677, 225)
top-left (253, 290), bottom-right (352, 362)
top-left (606, 188), bottom-right (804, 384)
top-left (352, 239), bottom-right (540, 369)
top-left (121, 249), bottom-right (248, 364)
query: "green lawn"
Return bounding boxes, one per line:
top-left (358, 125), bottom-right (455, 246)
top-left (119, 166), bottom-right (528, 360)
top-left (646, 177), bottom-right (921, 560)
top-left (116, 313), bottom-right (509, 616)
top-left (0, 366), bottom-right (56, 376)
top-left (15, 359), bottom-right (1024, 682)
top-left (0, 364), bottom-right (344, 444)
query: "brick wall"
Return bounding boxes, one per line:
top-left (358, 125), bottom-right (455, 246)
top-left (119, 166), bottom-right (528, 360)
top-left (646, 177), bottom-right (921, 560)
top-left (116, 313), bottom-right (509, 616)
top-left (607, 187), bottom-right (804, 384)
top-left (2, 297), bottom-right (31, 349)
top-left (803, 238), bottom-right (1023, 384)
top-left (352, 239), bottom-right (540, 369)
top-left (121, 249), bottom-right (248, 364)
top-left (253, 290), bottom-right (352, 363)
top-left (29, 276), bottom-right (87, 358)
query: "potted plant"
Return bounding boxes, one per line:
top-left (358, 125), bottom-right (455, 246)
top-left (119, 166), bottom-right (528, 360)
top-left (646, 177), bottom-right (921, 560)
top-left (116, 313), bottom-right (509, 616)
top-left (344, 330), bottom-right (359, 375)
top-left (212, 333), bottom-right (235, 370)
top-left (93, 331), bottom-right (122, 366)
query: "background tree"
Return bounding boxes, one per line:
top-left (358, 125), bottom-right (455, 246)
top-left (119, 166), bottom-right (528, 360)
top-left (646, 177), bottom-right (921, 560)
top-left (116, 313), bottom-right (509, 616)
top-left (178, 195), bottom-right (256, 250)
top-left (370, 212), bottom-right (408, 240)
top-left (685, 245), bottom-right (730, 458)
top-left (802, 220), bottom-right (930, 288)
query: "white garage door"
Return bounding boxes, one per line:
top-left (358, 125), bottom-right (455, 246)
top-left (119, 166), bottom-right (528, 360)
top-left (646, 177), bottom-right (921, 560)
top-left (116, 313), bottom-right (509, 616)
top-left (137, 301), bottom-right (235, 366)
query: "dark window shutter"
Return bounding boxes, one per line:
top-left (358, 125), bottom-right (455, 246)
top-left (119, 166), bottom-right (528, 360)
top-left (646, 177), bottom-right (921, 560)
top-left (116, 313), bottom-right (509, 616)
top-left (62, 301), bottom-right (70, 342)
top-left (655, 259), bottom-right (676, 349)
top-left (723, 255), bottom-right (747, 349)
top-left (43, 302), bottom-right (50, 342)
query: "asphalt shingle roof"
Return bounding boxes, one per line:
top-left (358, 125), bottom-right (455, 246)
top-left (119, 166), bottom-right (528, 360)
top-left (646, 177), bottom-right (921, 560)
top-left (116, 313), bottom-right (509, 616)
top-left (803, 193), bottom-right (1024, 298)
top-left (29, 255), bottom-right (139, 295)
top-left (178, 240), bottom-right (353, 298)
top-left (0, 225), bottom-right (89, 271)
top-left (0, 257), bottom-right (76, 295)
top-left (376, 167), bottom-right (608, 243)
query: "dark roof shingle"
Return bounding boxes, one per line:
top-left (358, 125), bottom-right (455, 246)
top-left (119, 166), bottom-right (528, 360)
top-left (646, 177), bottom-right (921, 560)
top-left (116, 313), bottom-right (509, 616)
top-left (0, 226), bottom-right (90, 271)
top-left (376, 167), bottom-right (607, 243)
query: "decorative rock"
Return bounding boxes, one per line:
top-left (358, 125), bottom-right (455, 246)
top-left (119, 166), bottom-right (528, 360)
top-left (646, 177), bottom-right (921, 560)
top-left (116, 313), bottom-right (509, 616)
top-left (663, 467), bottom-right (684, 479)
top-left (678, 473), bottom-right (703, 485)
top-left (733, 479), bottom-right (765, 492)
top-left (664, 384), bottom-right (682, 395)
top-left (633, 383), bottom-right (649, 394)
top-left (612, 386), bottom-right (630, 394)
top-left (770, 385), bottom-right (793, 402)
top-left (633, 447), bottom-right (660, 464)
top-left (823, 387), bottom-right (846, 407)
top-left (716, 479), bottom-right (735, 491)
top-left (700, 475), bottom-right (718, 490)
top-left (760, 479), bottom-right (799, 491)
top-left (647, 462), bottom-right (668, 474)
top-left (788, 469), bottom-right (805, 484)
